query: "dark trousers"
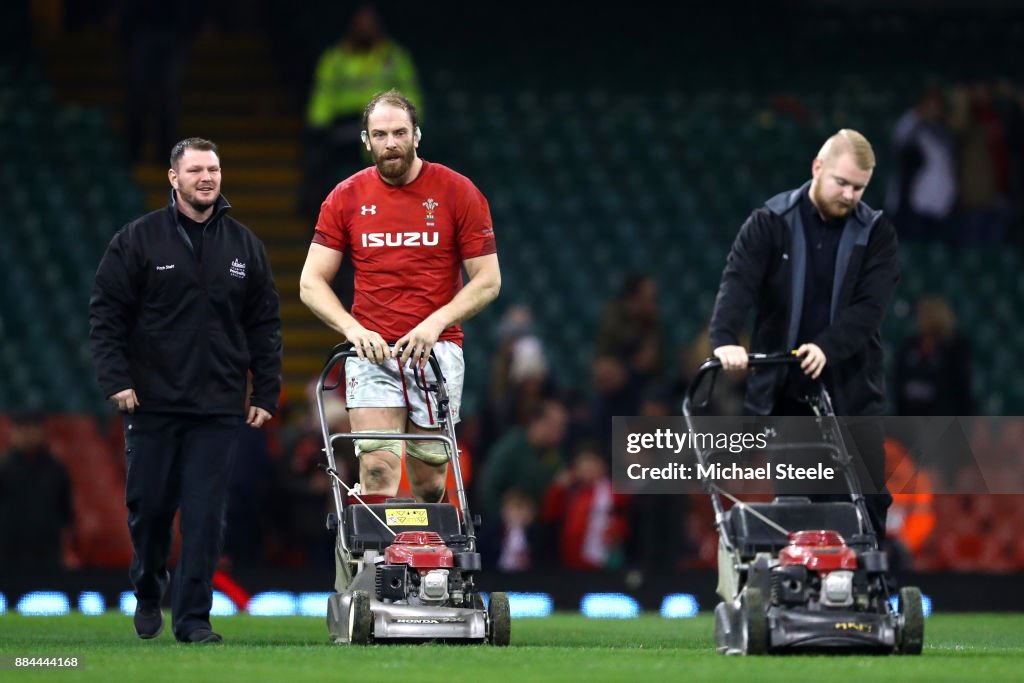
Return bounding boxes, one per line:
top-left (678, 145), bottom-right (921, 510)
top-left (124, 413), bottom-right (241, 639)
top-left (770, 397), bottom-right (891, 542)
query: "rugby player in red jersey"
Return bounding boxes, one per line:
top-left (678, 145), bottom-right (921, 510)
top-left (300, 89), bottom-right (500, 508)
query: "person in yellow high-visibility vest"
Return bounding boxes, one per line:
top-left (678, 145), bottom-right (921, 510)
top-left (302, 5), bottom-right (423, 219)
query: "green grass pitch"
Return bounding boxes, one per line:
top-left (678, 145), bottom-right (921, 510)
top-left (2, 612), bottom-right (1023, 682)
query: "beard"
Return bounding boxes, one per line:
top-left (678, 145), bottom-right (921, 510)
top-left (373, 145), bottom-right (416, 181)
top-left (811, 181), bottom-right (854, 220)
top-left (179, 186), bottom-right (218, 214)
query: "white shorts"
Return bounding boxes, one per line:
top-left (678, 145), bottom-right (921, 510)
top-left (344, 341), bottom-right (464, 429)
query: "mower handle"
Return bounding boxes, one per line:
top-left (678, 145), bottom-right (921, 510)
top-left (682, 352), bottom-right (802, 416)
top-left (322, 342), bottom-right (444, 391)
top-left (682, 352), bottom-right (874, 549)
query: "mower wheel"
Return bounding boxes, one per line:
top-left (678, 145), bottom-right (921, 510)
top-left (348, 590), bottom-right (373, 645)
top-left (897, 586), bottom-right (924, 655)
top-left (741, 587), bottom-right (768, 655)
top-left (488, 592), bottom-right (511, 646)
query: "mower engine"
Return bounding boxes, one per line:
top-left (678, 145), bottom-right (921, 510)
top-left (376, 531), bottom-right (458, 605)
top-left (775, 530), bottom-right (860, 608)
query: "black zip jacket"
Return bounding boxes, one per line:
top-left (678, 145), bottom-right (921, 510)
top-left (709, 182), bottom-right (900, 416)
top-left (89, 192), bottom-right (282, 416)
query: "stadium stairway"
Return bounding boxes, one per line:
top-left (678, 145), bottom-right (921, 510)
top-left (39, 31), bottom-right (334, 406)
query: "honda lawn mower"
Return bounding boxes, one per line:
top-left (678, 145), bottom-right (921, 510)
top-left (314, 343), bottom-right (510, 645)
top-left (683, 353), bottom-right (924, 655)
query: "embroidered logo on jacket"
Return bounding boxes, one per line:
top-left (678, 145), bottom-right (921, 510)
top-left (229, 259), bottom-right (247, 279)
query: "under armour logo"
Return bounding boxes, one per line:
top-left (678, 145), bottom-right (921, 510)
top-left (361, 205), bottom-right (377, 215)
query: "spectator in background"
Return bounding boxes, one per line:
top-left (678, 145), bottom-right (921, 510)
top-left (302, 5), bottom-right (422, 217)
top-left (581, 354), bottom-right (641, 455)
top-left (480, 305), bottom-right (551, 453)
top-left (478, 399), bottom-right (567, 520)
top-left (886, 86), bottom-right (957, 241)
top-left (0, 411), bottom-right (73, 571)
top-left (893, 295), bottom-right (973, 417)
top-left (637, 382), bottom-right (674, 417)
top-left (949, 82), bottom-right (1011, 244)
top-left (478, 489), bottom-right (544, 572)
top-left (540, 442), bottom-right (630, 570)
top-left (585, 275), bottom-right (666, 450)
top-left (595, 274), bottom-right (666, 387)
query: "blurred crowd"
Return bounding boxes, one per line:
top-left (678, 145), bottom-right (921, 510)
top-left (886, 80), bottom-right (1024, 247)
top-left (6, 271), bottom-right (1016, 578)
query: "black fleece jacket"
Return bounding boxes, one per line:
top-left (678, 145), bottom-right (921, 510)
top-left (709, 183), bottom-right (900, 416)
top-left (89, 192), bottom-right (282, 416)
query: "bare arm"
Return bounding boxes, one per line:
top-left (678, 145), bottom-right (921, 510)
top-left (299, 243), bottom-right (350, 335)
top-left (299, 242), bottom-right (392, 362)
top-left (396, 252), bottom-right (501, 367)
top-left (430, 252), bottom-right (502, 329)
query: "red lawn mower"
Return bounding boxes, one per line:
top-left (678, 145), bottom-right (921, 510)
top-left (314, 344), bottom-right (510, 645)
top-left (683, 353), bottom-right (924, 655)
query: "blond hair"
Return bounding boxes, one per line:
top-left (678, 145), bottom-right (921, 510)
top-left (816, 129), bottom-right (876, 171)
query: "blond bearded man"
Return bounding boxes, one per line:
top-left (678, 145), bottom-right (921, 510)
top-left (709, 130), bottom-right (900, 542)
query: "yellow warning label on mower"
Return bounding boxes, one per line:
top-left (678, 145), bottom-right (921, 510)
top-left (386, 508), bottom-right (428, 526)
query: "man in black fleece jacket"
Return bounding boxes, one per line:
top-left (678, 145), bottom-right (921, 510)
top-left (89, 137), bottom-right (281, 644)
top-left (709, 129), bottom-right (900, 541)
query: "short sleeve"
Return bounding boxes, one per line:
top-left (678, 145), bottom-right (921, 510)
top-left (312, 185), bottom-right (348, 252)
top-left (455, 181), bottom-right (496, 260)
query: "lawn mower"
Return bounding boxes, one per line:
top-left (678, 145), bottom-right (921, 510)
top-left (314, 343), bottom-right (510, 645)
top-left (683, 353), bottom-right (924, 655)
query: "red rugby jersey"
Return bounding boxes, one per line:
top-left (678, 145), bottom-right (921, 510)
top-left (313, 160), bottom-right (496, 344)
